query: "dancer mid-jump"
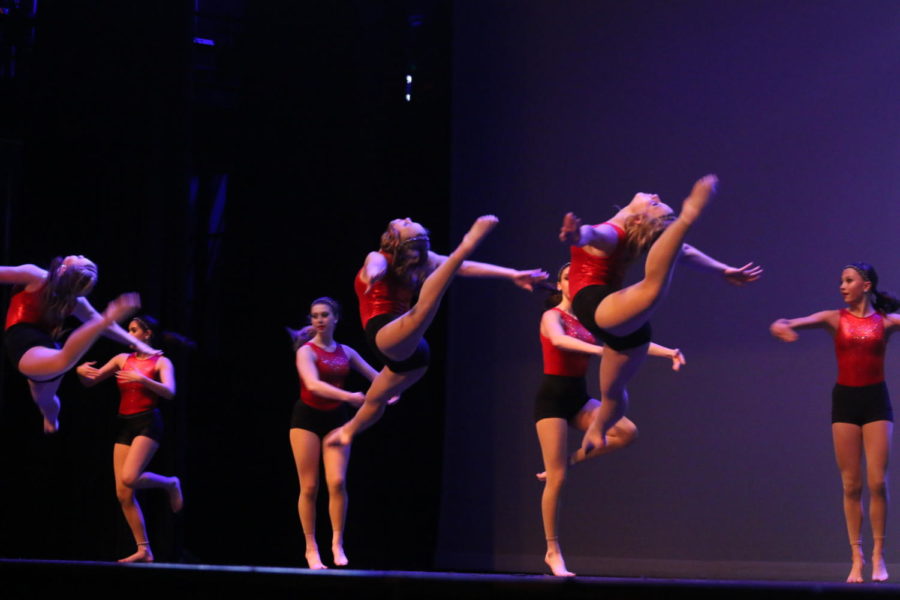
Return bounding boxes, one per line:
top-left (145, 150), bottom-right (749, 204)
top-left (327, 216), bottom-right (547, 447)
top-left (2, 256), bottom-right (152, 432)
top-left (560, 175), bottom-right (762, 453)
top-left (771, 263), bottom-right (899, 583)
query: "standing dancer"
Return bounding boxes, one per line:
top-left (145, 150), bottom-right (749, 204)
top-left (326, 215), bottom-right (547, 446)
top-left (560, 175), bottom-right (761, 453)
top-left (536, 263), bottom-right (685, 576)
top-left (771, 263), bottom-right (899, 583)
top-left (1, 256), bottom-right (152, 432)
top-left (287, 297), bottom-right (383, 570)
top-left (76, 315), bottom-right (183, 563)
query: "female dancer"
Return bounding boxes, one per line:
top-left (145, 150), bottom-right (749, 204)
top-left (771, 263), bottom-right (899, 583)
top-left (560, 175), bottom-right (762, 454)
top-left (326, 215), bottom-right (547, 447)
top-left (1, 256), bottom-right (152, 432)
top-left (536, 263), bottom-right (685, 577)
top-left (76, 315), bottom-right (183, 563)
top-left (287, 297), bottom-right (383, 570)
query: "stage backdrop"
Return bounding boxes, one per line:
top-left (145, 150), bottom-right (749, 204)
top-left (437, 0), bottom-right (900, 577)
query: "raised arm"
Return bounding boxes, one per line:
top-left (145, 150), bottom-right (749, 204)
top-left (358, 251), bottom-right (389, 294)
top-left (770, 310), bottom-right (839, 342)
top-left (296, 346), bottom-right (365, 405)
top-left (430, 251), bottom-right (548, 291)
top-left (76, 353), bottom-right (126, 387)
top-left (71, 297), bottom-right (158, 355)
top-left (679, 244), bottom-right (763, 286)
top-left (647, 343), bottom-right (686, 371)
top-left (540, 310), bottom-right (603, 357)
top-left (559, 213), bottom-right (620, 253)
top-left (0, 264), bottom-right (47, 290)
top-left (116, 356), bottom-right (176, 400)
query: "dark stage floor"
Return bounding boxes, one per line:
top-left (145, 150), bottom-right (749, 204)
top-left (3, 559), bottom-right (900, 599)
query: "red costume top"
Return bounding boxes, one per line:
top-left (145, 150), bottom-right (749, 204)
top-left (300, 342), bottom-right (350, 411)
top-left (355, 251), bottom-right (414, 327)
top-left (568, 222), bottom-right (629, 299)
top-left (834, 309), bottom-right (885, 387)
top-left (5, 284), bottom-right (53, 331)
top-left (540, 308), bottom-right (596, 377)
top-left (117, 354), bottom-right (163, 415)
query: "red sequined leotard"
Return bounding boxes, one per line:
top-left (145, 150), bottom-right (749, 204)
top-left (300, 342), bottom-right (350, 411)
top-left (568, 223), bottom-right (629, 299)
top-left (540, 308), bottom-right (596, 377)
top-left (5, 284), bottom-right (53, 331)
top-left (354, 251), bottom-right (414, 328)
top-left (834, 309), bottom-right (885, 387)
top-left (117, 354), bottom-right (163, 415)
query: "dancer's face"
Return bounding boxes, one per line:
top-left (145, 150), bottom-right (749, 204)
top-left (629, 193), bottom-right (674, 222)
top-left (557, 266), bottom-right (571, 301)
top-left (310, 303), bottom-right (337, 335)
top-left (390, 217), bottom-right (427, 241)
top-left (840, 268), bottom-right (871, 305)
top-left (127, 320), bottom-right (152, 342)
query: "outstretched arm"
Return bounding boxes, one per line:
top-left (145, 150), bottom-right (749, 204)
top-left (76, 354), bottom-right (126, 387)
top-left (358, 251), bottom-right (388, 294)
top-left (0, 264), bottom-right (47, 290)
top-left (647, 343), bottom-right (686, 371)
top-left (296, 346), bottom-right (365, 405)
top-left (559, 214), bottom-right (620, 253)
top-left (116, 356), bottom-right (176, 399)
top-left (770, 310), bottom-right (838, 342)
top-left (71, 297), bottom-right (158, 355)
top-left (679, 244), bottom-right (763, 286)
top-left (430, 252), bottom-right (548, 291)
top-left (345, 345), bottom-right (380, 382)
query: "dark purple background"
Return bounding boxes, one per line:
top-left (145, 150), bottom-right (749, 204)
top-left (437, 0), bottom-right (900, 575)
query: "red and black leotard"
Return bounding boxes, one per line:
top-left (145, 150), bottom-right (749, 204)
top-left (534, 308), bottom-right (598, 423)
top-left (4, 284), bottom-right (65, 374)
top-left (831, 309), bottom-right (892, 425)
top-left (290, 341), bottom-right (354, 438)
top-left (117, 354), bottom-right (163, 415)
top-left (540, 308), bottom-right (595, 378)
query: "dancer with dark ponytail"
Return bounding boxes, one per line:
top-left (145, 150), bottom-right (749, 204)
top-left (535, 263), bottom-right (684, 576)
top-left (326, 216), bottom-right (547, 447)
top-left (560, 175), bottom-right (762, 454)
top-left (287, 297), bottom-right (383, 569)
top-left (76, 315), bottom-right (184, 562)
top-left (771, 263), bottom-right (900, 583)
top-left (1, 256), bottom-right (151, 432)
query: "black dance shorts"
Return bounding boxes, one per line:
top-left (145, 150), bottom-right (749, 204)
top-left (534, 374), bottom-right (591, 423)
top-left (571, 285), bottom-right (652, 352)
top-left (364, 313), bottom-right (430, 373)
top-left (4, 323), bottom-right (63, 383)
top-left (115, 409), bottom-right (164, 445)
top-left (290, 400), bottom-right (353, 439)
top-left (831, 382), bottom-right (893, 425)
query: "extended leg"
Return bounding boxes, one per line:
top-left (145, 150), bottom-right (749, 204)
top-left (27, 378), bottom-right (63, 433)
top-left (536, 418), bottom-right (574, 577)
top-left (581, 344), bottom-right (648, 453)
top-left (833, 422), bottom-right (865, 583)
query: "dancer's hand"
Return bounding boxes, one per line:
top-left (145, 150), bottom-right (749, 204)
top-left (723, 262), bottom-right (763, 286)
top-left (512, 269), bottom-right (549, 291)
top-left (669, 349), bottom-right (686, 371)
top-left (76, 361), bottom-right (101, 379)
top-left (115, 369), bottom-right (147, 384)
top-left (103, 293), bottom-right (141, 324)
top-left (347, 392), bottom-right (366, 407)
top-left (770, 319), bottom-right (798, 342)
top-left (559, 212), bottom-right (582, 245)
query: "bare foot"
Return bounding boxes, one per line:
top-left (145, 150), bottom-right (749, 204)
top-left (305, 549), bottom-right (327, 570)
top-left (332, 544), bottom-right (349, 567)
top-left (42, 416), bottom-right (59, 434)
top-left (872, 554), bottom-right (889, 582)
top-left (679, 174), bottom-right (717, 225)
top-left (545, 550), bottom-right (575, 577)
top-left (847, 557), bottom-right (865, 583)
top-left (167, 477), bottom-right (184, 513)
top-left (38, 395), bottom-right (60, 434)
top-left (324, 426), bottom-right (352, 448)
top-left (119, 544), bottom-right (153, 563)
top-left (457, 215), bottom-right (499, 256)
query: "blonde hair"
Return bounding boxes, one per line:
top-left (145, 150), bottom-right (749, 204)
top-left (43, 256), bottom-right (98, 339)
top-left (621, 214), bottom-right (669, 263)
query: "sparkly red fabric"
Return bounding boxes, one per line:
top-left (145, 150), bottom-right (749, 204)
top-left (568, 222), bottom-right (628, 299)
top-left (300, 342), bottom-right (350, 411)
top-left (834, 309), bottom-right (885, 387)
top-left (355, 251), bottom-right (414, 328)
top-left (540, 308), bottom-right (596, 377)
top-left (117, 354), bottom-right (163, 415)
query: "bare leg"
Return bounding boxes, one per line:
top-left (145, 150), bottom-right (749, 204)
top-left (375, 215), bottom-right (498, 361)
top-left (833, 422), bottom-right (865, 583)
top-left (323, 435), bottom-right (352, 566)
top-left (535, 418), bottom-right (574, 577)
top-left (581, 344), bottom-right (648, 453)
top-left (862, 420), bottom-right (892, 582)
top-left (326, 366), bottom-right (427, 447)
top-left (593, 175), bottom-right (717, 337)
top-left (114, 440), bottom-right (160, 563)
top-left (27, 379), bottom-right (62, 433)
top-left (535, 402), bottom-right (638, 480)
top-left (290, 428), bottom-right (326, 569)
